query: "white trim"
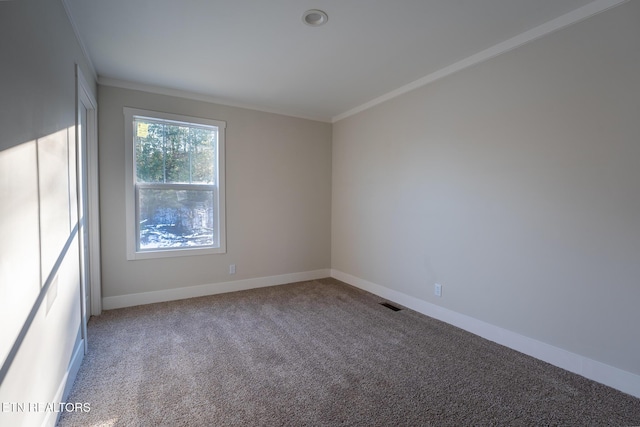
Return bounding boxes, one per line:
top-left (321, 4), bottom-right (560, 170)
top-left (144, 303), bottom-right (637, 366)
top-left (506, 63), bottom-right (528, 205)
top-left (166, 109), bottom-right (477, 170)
top-left (330, 269), bottom-right (640, 399)
top-left (331, 0), bottom-right (629, 123)
top-left (102, 269), bottom-right (331, 310)
top-left (42, 339), bottom-right (85, 427)
top-left (76, 66), bottom-right (102, 317)
top-left (101, 77), bottom-right (331, 123)
top-left (61, 0), bottom-right (98, 81)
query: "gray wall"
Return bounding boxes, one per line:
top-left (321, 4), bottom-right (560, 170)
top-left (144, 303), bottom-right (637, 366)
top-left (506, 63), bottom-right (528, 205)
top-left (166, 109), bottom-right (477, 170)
top-left (0, 0), bottom-right (96, 425)
top-left (99, 86), bottom-right (332, 299)
top-left (332, 2), bottom-right (640, 375)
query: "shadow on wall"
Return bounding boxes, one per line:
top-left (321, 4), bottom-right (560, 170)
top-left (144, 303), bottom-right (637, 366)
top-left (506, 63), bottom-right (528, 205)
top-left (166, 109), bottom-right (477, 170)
top-left (0, 125), bottom-right (79, 379)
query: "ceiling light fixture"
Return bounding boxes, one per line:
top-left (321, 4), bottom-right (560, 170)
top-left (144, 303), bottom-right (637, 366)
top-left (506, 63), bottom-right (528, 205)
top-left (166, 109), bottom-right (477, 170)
top-left (302, 9), bottom-right (328, 27)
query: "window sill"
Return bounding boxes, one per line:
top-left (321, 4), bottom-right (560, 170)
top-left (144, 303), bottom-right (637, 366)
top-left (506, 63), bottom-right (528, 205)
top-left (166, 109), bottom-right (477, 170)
top-left (126, 246), bottom-right (226, 261)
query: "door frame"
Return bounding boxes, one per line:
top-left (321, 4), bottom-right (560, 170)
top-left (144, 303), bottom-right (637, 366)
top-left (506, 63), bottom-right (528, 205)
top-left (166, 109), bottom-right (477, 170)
top-left (76, 65), bottom-right (101, 335)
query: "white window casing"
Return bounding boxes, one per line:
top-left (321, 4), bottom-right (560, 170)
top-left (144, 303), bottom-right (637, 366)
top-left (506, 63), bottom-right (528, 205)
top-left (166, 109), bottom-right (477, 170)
top-left (123, 107), bottom-right (226, 260)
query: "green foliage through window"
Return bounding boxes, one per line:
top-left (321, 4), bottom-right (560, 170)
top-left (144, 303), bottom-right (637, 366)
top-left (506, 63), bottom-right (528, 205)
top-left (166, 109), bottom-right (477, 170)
top-left (132, 115), bottom-right (221, 251)
top-left (134, 119), bottom-right (217, 184)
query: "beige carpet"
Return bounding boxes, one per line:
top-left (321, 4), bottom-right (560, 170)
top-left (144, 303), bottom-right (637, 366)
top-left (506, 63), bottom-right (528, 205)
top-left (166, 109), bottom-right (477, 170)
top-left (59, 278), bottom-right (640, 426)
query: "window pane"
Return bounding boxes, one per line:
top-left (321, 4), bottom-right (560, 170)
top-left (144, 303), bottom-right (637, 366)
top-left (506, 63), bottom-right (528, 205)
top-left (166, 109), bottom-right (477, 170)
top-left (191, 128), bottom-right (216, 184)
top-left (138, 188), bottom-right (215, 250)
top-left (164, 124), bottom-right (191, 183)
top-left (134, 118), bottom-right (217, 185)
top-left (134, 121), bottom-right (165, 183)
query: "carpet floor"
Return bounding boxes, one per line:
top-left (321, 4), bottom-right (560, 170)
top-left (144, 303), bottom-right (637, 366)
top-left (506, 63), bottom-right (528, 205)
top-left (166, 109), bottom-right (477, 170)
top-left (58, 278), bottom-right (640, 426)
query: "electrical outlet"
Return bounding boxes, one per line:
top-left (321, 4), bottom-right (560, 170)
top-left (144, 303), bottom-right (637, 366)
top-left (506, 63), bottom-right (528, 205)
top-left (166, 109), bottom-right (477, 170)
top-left (229, 264), bottom-right (236, 275)
top-left (434, 283), bottom-right (442, 297)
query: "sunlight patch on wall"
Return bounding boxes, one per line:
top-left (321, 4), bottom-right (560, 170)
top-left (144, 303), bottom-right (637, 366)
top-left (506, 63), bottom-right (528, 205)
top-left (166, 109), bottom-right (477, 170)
top-left (0, 140), bottom-right (41, 367)
top-left (38, 128), bottom-right (73, 280)
top-left (0, 125), bottom-right (78, 369)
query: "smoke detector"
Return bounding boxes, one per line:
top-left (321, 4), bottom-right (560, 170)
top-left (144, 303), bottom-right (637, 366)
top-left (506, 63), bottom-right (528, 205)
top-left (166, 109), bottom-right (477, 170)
top-left (302, 9), bottom-right (328, 27)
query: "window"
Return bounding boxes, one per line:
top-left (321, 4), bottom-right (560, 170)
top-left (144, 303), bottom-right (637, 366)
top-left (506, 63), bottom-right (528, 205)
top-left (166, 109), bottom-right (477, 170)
top-left (124, 108), bottom-right (225, 259)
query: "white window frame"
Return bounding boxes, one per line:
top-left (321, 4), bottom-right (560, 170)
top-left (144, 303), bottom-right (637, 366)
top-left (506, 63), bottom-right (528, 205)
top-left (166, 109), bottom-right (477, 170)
top-left (124, 107), bottom-right (226, 260)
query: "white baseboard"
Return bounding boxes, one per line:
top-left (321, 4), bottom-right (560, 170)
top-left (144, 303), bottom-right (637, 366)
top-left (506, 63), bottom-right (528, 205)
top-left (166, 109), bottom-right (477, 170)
top-left (102, 269), bottom-right (331, 310)
top-left (42, 339), bottom-right (85, 427)
top-left (331, 269), bottom-right (640, 399)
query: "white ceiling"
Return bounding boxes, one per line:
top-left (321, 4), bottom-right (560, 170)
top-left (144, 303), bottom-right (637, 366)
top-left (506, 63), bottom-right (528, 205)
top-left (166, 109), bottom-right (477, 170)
top-left (64, 0), bottom-right (610, 122)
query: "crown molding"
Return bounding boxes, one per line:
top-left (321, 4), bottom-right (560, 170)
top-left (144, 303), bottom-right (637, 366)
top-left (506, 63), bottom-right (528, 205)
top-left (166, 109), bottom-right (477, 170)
top-left (98, 77), bottom-right (332, 123)
top-left (61, 0), bottom-right (98, 81)
top-left (332, 0), bottom-right (629, 123)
